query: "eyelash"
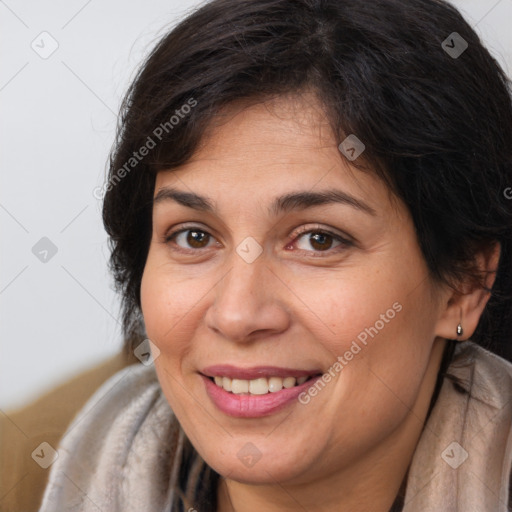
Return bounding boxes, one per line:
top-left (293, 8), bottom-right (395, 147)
top-left (163, 224), bottom-right (353, 256)
top-left (291, 225), bottom-right (353, 254)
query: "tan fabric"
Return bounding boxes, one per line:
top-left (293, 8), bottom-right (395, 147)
top-left (403, 343), bottom-right (512, 511)
top-left (0, 351), bottom-right (136, 512)
top-left (36, 341), bottom-right (512, 511)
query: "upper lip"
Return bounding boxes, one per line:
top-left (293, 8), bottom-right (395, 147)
top-left (201, 365), bottom-right (322, 380)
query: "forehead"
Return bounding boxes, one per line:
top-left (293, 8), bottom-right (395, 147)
top-left (154, 94), bottom-right (400, 218)
top-left (190, 93), bottom-right (338, 166)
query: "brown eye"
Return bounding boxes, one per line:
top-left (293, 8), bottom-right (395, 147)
top-left (293, 228), bottom-right (352, 254)
top-left (186, 230), bottom-right (210, 248)
top-left (308, 232), bottom-right (334, 251)
top-left (166, 228), bottom-right (215, 250)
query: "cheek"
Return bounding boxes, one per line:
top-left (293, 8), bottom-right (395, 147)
top-left (140, 255), bottom-right (204, 344)
top-left (283, 266), bottom-right (404, 355)
top-left (294, 257), bottom-right (438, 405)
top-left (306, 284), bottom-right (437, 468)
top-left (140, 259), bottom-right (206, 429)
top-left (325, 285), bottom-right (437, 430)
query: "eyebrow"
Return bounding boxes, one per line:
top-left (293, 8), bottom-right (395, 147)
top-left (153, 186), bottom-right (376, 216)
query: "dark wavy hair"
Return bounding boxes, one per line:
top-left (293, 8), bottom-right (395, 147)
top-left (102, 0), bottom-right (512, 362)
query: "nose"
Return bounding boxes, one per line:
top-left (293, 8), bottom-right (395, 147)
top-left (204, 250), bottom-right (290, 343)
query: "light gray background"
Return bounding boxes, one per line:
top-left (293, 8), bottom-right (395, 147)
top-left (1, 0), bottom-right (511, 411)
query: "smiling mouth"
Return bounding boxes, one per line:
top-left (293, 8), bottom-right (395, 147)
top-left (200, 366), bottom-right (324, 417)
top-left (208, 375), bottom-right (319, 395)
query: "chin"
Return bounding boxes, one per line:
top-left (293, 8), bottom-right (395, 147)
top-left (203, 446), bottom-right (311, 485)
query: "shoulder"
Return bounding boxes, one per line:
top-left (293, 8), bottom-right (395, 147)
top-left (53, 361), bottom-right (166, 456)
top-left (69, 361), bottom-right (162, 423)
top-left (39, 362), bottom-right (177, 511)
top-left (451, 342), bottom-right (512, 510)
top-left (0, 351), bottom-right (134, 512)
top-left (450, 341), bottom-right (512, 409)
top-left (403, 342), bottom-right (512, 510)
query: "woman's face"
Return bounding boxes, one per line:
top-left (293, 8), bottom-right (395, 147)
top-left (140, 94), bottom-right (449, 489)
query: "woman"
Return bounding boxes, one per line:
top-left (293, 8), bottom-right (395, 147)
top-left (39, 0), bottom-right (512, 510)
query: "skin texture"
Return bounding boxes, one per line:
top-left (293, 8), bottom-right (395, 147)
top-left (140, 94), bottom-right (498, 512)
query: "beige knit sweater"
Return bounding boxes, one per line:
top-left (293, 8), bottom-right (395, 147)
top-left (38, 342), bottom-right (512, 511)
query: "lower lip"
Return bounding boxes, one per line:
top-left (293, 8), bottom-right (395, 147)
top-left (201, 374), bottom-right (321, 418)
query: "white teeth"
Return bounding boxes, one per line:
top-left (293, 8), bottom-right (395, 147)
top-left (283, 377), bottom-right (296, 389)
top-left (212, 375), bottom-right (310, 394)
top-left (268, 377), bottom-right (284, 393)
top-left (222, 376), bottom-right (232, 392)
top-left (231, 379), bottom-right (249, 394)
top-left (249, 378), bottom-right (268, 395)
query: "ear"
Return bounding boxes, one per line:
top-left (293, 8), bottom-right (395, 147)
top-left (434, 242), bottom-right (501, 341)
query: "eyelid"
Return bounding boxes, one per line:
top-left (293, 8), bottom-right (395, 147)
top-left (289, 224), bottom-right (354, 253)
top-left (164, 223), bottom-right (219, 248)
top-left (163, 222), bottom-right (355, 254)
top-left (291, 223), bottom-right (354, 243)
